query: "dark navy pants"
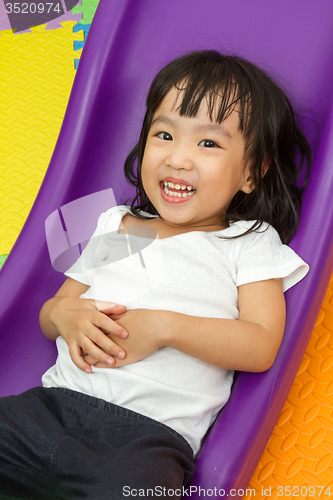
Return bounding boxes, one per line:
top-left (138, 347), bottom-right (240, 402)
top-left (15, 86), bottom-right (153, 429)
top-left (0, 387), bottom-right (195, 499)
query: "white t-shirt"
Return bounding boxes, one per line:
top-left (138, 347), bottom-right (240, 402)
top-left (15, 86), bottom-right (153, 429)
top-left (42, 205), bottom-right (309, 454)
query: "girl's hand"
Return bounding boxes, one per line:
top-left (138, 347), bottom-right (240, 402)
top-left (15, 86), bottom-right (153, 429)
top-left (50, 297), bottom-right (129, 373)
top-left (83, 309), bottom-right (164, 368)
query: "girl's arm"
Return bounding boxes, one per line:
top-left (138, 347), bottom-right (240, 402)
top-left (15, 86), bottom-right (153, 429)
top-left (39, 277), bottom-right (129, 372)
top-left (160, 278), bottom-right (286, 372)
top-left (91, 277), bottom-right (285, 373)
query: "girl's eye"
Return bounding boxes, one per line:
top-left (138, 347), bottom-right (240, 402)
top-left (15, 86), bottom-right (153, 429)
top-left (157, 132), bottom-right (172, 141)
top-left (199, 139), bottom-right (219, 148)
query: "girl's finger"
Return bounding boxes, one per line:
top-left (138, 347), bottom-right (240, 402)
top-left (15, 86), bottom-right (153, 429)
top-left (108, 314), bottom-right (124, 320)
top-left (68, 342), bottom-right (94, 373)
top-left (94, 301), bottom-right (127, 313)
top-left (94, 313), bottom-right (128, 339)
top-left (82, 353), bottom-right (112, 367)
top-left (90, 361), bottom-right (114, 369)
top-left (88, 323), bottom-right (127, 354)
top-left (80, 332), bottom-right (126, 365)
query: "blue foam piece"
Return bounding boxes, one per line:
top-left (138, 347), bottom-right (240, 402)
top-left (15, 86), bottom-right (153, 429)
top-left (73, 23), bottom-right (91, 70)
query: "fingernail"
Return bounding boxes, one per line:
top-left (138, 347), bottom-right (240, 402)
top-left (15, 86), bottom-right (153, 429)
top-left (85, 368), bottom-right (91, 373)
top-left (106, 358), bottom-right (114, 366)
top-left (120, 330), bottom-right (128, 338)
top-left (117, 352), bottom-right (125, 360)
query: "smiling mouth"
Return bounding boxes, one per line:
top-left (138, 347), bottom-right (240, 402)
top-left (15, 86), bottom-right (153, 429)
top-left (162, 181), bottom-right (196, 198)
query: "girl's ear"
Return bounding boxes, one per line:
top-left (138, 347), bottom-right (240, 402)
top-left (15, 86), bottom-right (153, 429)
top-left (241, 158), bottom-right (269, 194)
top-left (262, 157), bottom-right (269, 177)
top-left (240, 174), bottom-right (256, 194)
top-left (240, 163), bottom-right (256, 194)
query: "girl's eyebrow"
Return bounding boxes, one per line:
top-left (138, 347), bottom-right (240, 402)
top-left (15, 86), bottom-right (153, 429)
top-left (195, 122), bottom-right (233, 139)
top-left (151, 115), bottom-right (233, 139)
top-left (151, 116), bottom-right (176, 128)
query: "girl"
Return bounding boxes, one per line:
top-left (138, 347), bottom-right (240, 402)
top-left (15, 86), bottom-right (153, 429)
top-left (0, 50), bottom-right (310, 499)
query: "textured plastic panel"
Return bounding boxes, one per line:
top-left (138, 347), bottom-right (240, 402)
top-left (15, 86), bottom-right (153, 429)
top-left (1, 1), bottom-right (333, 497)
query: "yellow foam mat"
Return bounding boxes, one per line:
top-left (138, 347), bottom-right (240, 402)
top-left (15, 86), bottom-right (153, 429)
top-left (1, 21), bottom-right (333, 499)
top-left (0, 23), bottom-right (82, 255)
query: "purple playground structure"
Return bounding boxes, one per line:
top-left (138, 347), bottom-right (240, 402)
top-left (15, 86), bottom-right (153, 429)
top-left (1, 1), bottom-right (333, 497)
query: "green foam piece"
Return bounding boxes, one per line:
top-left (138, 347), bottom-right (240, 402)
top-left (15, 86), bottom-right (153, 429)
top-left (0, 255), bottom-right (7, 270)
top-left (72, 0), bottom-right (100, 24)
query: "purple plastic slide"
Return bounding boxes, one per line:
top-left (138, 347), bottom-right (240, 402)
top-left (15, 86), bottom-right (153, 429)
top-left (1, 0), bottom-right (333, 497)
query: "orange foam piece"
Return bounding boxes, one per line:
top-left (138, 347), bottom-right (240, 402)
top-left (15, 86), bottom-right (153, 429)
top-left (245, 276), bottom-right (333, 498)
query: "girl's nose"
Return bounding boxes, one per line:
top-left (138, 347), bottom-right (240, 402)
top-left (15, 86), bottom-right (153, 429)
top-left (165, 144), bottom-right (194, 170)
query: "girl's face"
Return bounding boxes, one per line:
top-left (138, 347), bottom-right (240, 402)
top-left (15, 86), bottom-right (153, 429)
top-left (141, 87), bottom-right (255, 232)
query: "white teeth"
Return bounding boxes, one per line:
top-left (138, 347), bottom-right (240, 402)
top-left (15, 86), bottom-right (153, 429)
top-left (163, 186), bottom-right (196, 197)
top-left (163, 181), bottom-right (195, 191)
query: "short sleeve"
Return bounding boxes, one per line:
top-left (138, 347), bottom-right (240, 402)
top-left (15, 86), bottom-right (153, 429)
top-left (236, 223), bottom-right (309, 292)
top-left (64, 206), bottom-right (129, 285)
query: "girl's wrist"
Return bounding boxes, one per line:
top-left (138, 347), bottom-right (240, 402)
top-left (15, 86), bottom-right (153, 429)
top-left (39, 296), bottom-right (63, 341)
top-left (49, 296), bottom-right (74, 340)
top-left (49, 297), bottom-right (64, 329)
top-left (154, 309), bottom-right (176, 348)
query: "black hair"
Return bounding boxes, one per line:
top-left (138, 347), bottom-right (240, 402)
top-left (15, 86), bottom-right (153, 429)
top-left (124, 50), bottom-right (311, 244)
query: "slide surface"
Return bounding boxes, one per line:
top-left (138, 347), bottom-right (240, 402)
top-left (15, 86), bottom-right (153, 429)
top-left (1, 1), bottom-right (333, 497)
